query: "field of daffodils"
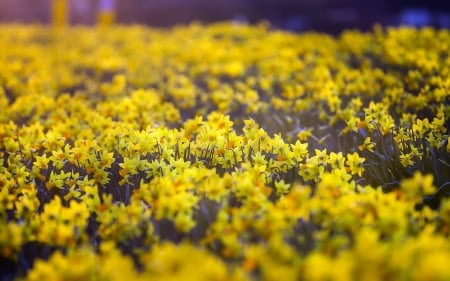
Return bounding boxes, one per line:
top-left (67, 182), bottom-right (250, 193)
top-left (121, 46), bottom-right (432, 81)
top-left (0, 23), bottom-right (449, 280)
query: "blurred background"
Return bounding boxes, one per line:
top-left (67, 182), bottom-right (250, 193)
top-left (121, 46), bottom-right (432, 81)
top-left (0, 0), bottom-right (449, 33)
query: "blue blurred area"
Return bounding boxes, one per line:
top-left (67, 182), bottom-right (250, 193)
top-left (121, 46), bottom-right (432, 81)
top-left (0, 0), bottom-right (449, 32)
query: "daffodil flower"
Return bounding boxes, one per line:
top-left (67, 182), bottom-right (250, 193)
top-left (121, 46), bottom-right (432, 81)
top-left (346, 152), bottom-right (365, 177)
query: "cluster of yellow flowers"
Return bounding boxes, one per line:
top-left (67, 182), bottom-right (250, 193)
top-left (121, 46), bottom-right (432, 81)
top-left (0, 23), bottom-right (449, 280)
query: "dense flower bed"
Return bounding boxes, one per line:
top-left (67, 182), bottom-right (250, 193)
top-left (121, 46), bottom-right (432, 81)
top-left (0, 23), bottom-right (449, 280)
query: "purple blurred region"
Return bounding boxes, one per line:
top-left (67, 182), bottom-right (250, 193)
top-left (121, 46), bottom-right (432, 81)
top-left (0, 0), bottom-right (449, 32)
